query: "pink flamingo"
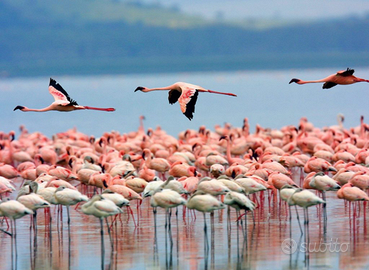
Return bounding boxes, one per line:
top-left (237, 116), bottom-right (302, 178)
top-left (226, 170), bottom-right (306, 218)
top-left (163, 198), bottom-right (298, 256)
top-left (142, 148), bottom-right (170, 178)
top-left (337, 183), bottom-right (369, 223)
top-left (134, 82), bottom-right (236, 120)
top-left (289, 68), bottom-right (369, 89)
top-left (14, 78), bottom-right (115, 112)
top-left (337, 183), bottom-right (369, 201)
top-left (0, 200), bottom-right (33, 238)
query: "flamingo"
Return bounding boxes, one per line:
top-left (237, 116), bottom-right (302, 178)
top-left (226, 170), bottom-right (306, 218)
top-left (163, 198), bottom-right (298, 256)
top-left (279, 185), bottom-right (303, 235)
top-left (289, 68), bottom-right (369, 89)
top-left (17, 191), bottom-right (50, 232)
top-left (14, 78), bottom-right (115, 112)
top-left (134, 82), bottom-right (237, 120)
top-left (142, 148), bottom-right (170, 178)
top-left (160, 176), bottom-right (189, 195)
top-left (186, 190), bottom-right (225, 232)
top-left (101, 189), bottom-right (130, 208)
top-left (216, 175), bottom-right (244, 193)
top-left (142, 177), bottom-right (164, 198)
top-left (0, 200), bottom-right (33, 238)
top-left (82, 195), bottom-right (123, 258)
top-left (288, 188), bottom-right (325, 242)
top-left (197, 177), bottom-right (230, 196)
top-left (150, 187), bottom-right (187, 232)
top-left (53, 186), bottom-right (88, 225)
top-left (224, 191), bottom-right (255, 228)
top-left (337, 183), bottom-right (369, 201)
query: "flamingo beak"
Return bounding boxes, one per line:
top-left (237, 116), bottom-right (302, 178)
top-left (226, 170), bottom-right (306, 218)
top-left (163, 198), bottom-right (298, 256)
top-left (289, 78), bottom-right (301, 84)
top-left (13, 105), bottom-right (25, 111)
top-left (134, 86), bottom-right (145, 92)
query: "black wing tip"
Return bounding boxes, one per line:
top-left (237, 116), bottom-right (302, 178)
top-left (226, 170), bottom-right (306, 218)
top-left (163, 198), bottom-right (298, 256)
top-left (14, 105), bottom-right (25, 111)
top-left (289, 78), bottom-right (300, 84)
top-left (135, 86), bottom-right (144, 92)
top-left (346, 67), bottom-right (354, 73)
top-left (184, 112), bottom-right (193, 121)
top-left (322, 82), bottom-right (337, 89)
top-left (49, 78), bottom-right (57, 86)
top-left (183, 90), bottom-right (198, 121)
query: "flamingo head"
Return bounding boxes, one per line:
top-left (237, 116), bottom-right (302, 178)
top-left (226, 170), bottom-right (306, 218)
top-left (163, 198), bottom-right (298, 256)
top-left (219, 135), bottom-right (228, 141)
top-left (134, 86), bottom-right (147, 92)
top-left (13, 105), bottom-right (25, 111)
top-left (289, 78), bottom-right (301, 84)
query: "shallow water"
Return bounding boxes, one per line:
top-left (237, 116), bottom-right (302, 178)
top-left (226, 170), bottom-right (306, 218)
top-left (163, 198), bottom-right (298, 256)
top-left (1, 67), bottom-right (369, 269)
top-left (1, 171), bottom-right (369, 270)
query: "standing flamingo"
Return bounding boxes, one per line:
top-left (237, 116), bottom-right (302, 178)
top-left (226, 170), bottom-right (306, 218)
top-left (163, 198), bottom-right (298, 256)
top-left (150, 187), bottom-right (186, 231)
top-left (0, 200), bottom-right (33, 247)
top-left (134, 82), bottom-right (237, 120)
top-left (82, 194), bottom-right (123, 265)
top-left (288, 188), bottom-right (325, 247)
top-left (14, 78), bottom-right (115, 112)
top-left (289, 68), bottom-right (369, 89)
top-left (186, 190), bottom-right (225, 232)
top-left (224, 191), bottom-right (255, 228)
top-left (53, 186), bottom-right (88, 225)
top-left (337, 183), bottom-right (369, 202)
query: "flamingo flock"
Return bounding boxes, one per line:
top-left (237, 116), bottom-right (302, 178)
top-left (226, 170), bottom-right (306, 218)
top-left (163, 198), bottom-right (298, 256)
top-left (3, 69), bottom-right (369, 267)
top-left (1, 115), bottom-right (369, 238)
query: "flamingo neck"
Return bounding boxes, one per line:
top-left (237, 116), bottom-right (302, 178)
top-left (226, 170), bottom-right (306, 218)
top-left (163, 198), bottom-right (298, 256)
top-left (297, 79), bottom-right (327, 84)
top-left (144, 85), bottom-right (177, 92)
top-left (22, 107), bottom-right (52, 112)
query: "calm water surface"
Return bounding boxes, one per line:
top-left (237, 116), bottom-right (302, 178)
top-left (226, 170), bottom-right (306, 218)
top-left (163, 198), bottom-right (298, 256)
top-left (1, 171), bottom-right (369, 270)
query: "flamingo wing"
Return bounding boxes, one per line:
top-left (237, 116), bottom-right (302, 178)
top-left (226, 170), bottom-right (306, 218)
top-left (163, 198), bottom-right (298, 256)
top-left (337, 68), bottom-right (355, 77)
top-left (178, 89), bottom-right (198, 121)
top-left (168, 89), bottom-right (181, 105)
top-left (322, 81), bottom-right (338, 89)
top-left (48, 78), bottom-right (79, 106)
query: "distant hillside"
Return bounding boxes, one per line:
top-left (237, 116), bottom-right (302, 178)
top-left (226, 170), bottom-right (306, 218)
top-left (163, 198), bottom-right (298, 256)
top-left (1, 0), bottom-right (369, 77)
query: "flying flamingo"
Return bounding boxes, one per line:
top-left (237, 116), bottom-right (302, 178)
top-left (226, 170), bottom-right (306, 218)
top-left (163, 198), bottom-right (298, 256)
top-left (14, 78), bottom-right (115, 112)
top-left (289, 68), bottom-right (369, 89)
top-left (134, 82), bottom-right (237, 120)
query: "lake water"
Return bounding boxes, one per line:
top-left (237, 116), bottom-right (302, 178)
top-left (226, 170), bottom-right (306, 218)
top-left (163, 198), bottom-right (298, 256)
top-left (1, 66), bottom-right (368, 138)
top-left (1, 67), bottom-right (369, 270)
top-left (1, 171), bottom-right (369, 270)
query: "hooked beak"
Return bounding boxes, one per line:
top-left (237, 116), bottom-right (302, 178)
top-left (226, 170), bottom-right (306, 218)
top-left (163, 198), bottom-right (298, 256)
top-left (134, 86), bottom-right (145, 92)
top-left (13, 105), bottom-right (25, 111)
top-left (289, 78), bottom-right (301, 84)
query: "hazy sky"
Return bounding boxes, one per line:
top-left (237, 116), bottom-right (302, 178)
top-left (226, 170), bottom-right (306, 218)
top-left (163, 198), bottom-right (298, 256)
top-left (148, 0), bottom-right (369, 20)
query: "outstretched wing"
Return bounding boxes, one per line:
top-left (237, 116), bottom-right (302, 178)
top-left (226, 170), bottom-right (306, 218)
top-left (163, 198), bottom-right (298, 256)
top-left (179, 89), bottom-right (198, 121)
top-left (337, 68), bottom-right (355, 77)
top-left (49, 78), bottom-right (78, 106)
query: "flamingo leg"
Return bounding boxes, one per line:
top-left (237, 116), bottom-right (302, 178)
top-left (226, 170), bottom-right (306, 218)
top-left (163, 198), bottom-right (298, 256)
top-left (295, 205), bottom-right (303, 235)
top-left (99, 218), bottom-right (105, 269)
